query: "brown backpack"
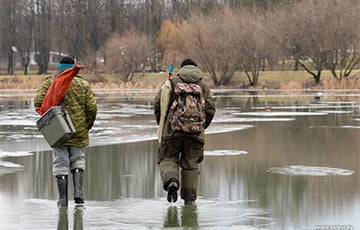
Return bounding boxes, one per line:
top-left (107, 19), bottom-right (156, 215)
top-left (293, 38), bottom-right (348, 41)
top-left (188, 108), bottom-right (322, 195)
top-left (168, 81), bottom-right (205, 133)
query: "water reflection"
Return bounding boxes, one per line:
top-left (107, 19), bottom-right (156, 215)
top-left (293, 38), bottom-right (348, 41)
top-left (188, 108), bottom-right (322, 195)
top-left (57, 206), bottom-right (84, 230)
top-left (163, 205), bottom-right (199, 228)
top-left (57, 207), bottom-right (68, 230)
top-left (73, 206), bottom-right (84, 230)
top-left (181, 204), bottom-right (198, 228)
top-left (163, 206), bottom-right (180, 227)
top-left (0, 89), bottom-right (360, 229)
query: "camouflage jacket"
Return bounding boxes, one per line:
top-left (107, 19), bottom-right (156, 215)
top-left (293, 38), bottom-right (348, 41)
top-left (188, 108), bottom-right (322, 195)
top-left (154, 65), bottom-right (216, 142)
top-left (34, 75), bottom-right (97, 147)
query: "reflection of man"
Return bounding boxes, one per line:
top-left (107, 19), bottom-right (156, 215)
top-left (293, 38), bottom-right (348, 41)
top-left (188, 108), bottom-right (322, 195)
top-left (163, 205), bottom-right (198, 228)
top-left (57, 206), bottom-right (84, 230)
top-left (163, 206), bottom-right (180, 228)
top-left (154, 58), bottom-right (216, 205)
top-left (73, 206), bottom-right (84, 230)
top-left (181, 205), bottom-right (198, 228)
top-left (57, 207), bottom-right (68, 230)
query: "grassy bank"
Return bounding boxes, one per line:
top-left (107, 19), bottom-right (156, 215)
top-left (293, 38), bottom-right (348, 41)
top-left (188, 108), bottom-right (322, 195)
top-left (1, 70), bottom-right (360, 90)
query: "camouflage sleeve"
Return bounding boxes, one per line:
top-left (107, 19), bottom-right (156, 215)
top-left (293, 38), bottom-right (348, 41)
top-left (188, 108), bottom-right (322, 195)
top-left (203, 83), bottom-right (216, 129)
top-left (33, 76), bottom-right (53, 108)
top-left (85, 85), bottom-right (97, 130)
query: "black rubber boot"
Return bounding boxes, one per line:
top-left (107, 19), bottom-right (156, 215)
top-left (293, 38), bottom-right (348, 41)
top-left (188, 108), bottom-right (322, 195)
top-left (167, 181), bottom-right (179, 203)
top-left (72, 168), bottom-right (84, 204)
top-left (56, 175), bottom-right (68, 207)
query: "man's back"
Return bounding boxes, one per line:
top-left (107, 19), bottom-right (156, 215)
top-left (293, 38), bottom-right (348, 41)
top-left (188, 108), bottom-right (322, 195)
top-left (62, 76), bottom-right (97, 146)
top-left (154, 58), bottom-right (216, 205)
top-left (154, 63), bottom-right (216, 142)
top-left (34, 75), bottom-right (97, 146)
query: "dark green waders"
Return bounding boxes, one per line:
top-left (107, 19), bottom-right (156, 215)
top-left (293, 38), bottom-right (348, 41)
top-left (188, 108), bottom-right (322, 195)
top-left (181, 169), bottom-right (199, 205)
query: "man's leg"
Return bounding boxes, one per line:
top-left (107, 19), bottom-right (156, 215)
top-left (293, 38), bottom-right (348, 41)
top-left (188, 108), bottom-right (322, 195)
top-left (53, 147), bottom-right (70, 207)
top-left (158, 139), bottom-right (181, 203)
top-left (180, 138), bottom-right (204, 205)
top-left (180, 169), bottom-right (199, 205)
top-left (69, 146), bottom-right (86, 204)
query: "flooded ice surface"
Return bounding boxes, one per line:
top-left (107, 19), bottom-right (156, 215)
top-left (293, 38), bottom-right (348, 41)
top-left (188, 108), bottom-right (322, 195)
top-left (0, 197), bottom-right (274, 230)
top-left (0, 150), bottom-right (32, 175)
top-left (0, 150), bottom-right (33, 158)
top-left (267, 165), bottom-right (355, 176)
top-left (1, 89), bottom-right (359, 151)
top-left (236, 111), bottom-right (329, 116)
top-left (204, 150), bottom-right (248, 156)
top-left (0, 161), bottom-right (25, 168)
top-left (0, 161), bottom-right (25, 176)
top-left (1, 89), bottom-right (360, 229)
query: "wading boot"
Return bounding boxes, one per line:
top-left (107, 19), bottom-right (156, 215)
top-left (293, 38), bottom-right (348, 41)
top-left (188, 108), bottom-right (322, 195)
top-left (181, 169), bottom-right (199, 205)
top-left (72, 168), bottom-right (84, 205)
top-left (167, 181), bottom-right (178, 203)
top-left (56, 175), bottom-right (68, 207)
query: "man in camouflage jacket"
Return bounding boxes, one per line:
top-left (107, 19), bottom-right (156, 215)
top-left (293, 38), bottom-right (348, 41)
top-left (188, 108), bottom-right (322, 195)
top-left (154, 58), bottom-right (216, 205)
top-left (34, 56), bottom-right (97, 207)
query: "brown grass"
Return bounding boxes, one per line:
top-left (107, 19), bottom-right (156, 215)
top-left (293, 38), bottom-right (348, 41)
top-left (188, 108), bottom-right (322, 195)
top-left (0, 75), bottom-right (44, 89)
top-left (0, 70), bottom-right (359, 90)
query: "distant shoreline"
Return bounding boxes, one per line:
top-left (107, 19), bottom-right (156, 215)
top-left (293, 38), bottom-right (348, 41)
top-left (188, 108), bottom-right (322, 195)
top-left (1, 71), bottom-right (360, 90)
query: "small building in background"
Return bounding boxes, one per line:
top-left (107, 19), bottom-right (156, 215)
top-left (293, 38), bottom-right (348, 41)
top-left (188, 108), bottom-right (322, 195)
top-left (29, 51), bottom-right (69, 67)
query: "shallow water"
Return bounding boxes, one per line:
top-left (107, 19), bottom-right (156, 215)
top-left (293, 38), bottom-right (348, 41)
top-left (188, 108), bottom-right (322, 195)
top-left (0, 88), bottom-right (359, 229)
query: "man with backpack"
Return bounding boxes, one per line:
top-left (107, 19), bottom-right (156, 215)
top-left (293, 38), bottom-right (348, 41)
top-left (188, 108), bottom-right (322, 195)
top-left (154, 58), bottom-right (216, 205)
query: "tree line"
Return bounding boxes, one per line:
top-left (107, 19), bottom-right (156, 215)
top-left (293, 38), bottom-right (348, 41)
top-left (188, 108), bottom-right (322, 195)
top-left (0, 0), bottom-right (359, 86)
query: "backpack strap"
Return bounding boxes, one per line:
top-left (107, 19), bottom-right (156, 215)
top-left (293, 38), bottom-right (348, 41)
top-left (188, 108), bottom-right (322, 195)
top-left (169, 75), bottom-right (182, 102)
top-left (171, 75), bottom-right (204, 95)
top-left (170, 75), bottom-right (182, 89)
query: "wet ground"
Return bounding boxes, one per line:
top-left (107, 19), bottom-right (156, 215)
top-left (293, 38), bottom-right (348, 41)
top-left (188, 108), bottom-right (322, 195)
top-left (0, 88), bottom-right (359, 229)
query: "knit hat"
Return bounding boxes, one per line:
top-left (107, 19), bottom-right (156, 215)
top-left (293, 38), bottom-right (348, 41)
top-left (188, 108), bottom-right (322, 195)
top-left (180, 58), bottom-right (198, 67)
top-left (58, 56), bottom-right (75, 71)
top-left (59, 56), bottom-right (75, 64)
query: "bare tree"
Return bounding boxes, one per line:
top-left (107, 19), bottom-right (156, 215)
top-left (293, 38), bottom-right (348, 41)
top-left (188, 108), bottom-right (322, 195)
top-left (262, 7), bottom-right (286, 71)
top-left (156, 18), bottom-right (185, 67)
top-left (280, 0), bottom-right (360, 84)
top-left (0, 0), bottom-right (18, 74)
top-left (105, 0), bottom-right (126, 34)
top-left (0, 0), bottom-right (39, 75)
top-left (33, 0), bottom-right (52, 74)
top-left (104, 30), bottom-right (152, 82)
top-left (15, 0), bottom-right (36, 75)
top-left (1, 0), bottom-right (359, 83)
top-left (61, 0), bottom-right (87, 60)
top-left (51, 0), bottom-right (67, 60)
top-left (179, 8), bottom-right (239, 86)
top-left (84, 0), bottom-right (111, 68)
top-left (321, 0), bottom-right (360, 80)
top-left (232, 8), bottom-right (270, 86)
